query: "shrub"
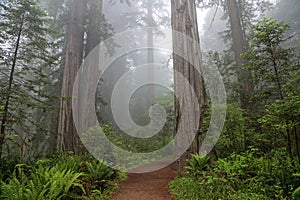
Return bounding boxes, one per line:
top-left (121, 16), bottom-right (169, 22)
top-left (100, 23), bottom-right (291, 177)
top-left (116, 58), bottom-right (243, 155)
top-left (169, 149), bottom-right (299, 199)
top-left (169, 176), bottom-right (202, 200)
top-left (184, 154), bottom-right (212, 177)
top-left (0, 163), bottom-right (84, 200)
top-left (0, 153), bottom-right (126, 200)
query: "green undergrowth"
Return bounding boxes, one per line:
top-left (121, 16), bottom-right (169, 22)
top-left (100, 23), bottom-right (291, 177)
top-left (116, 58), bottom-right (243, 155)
top-left (169, 149), bottom-right (300, 200)
top-left (0, 153), bottom-right (126, 200)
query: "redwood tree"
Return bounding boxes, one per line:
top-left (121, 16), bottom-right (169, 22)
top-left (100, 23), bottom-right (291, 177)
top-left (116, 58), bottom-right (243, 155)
top-left (171, 0), bottom-right (206, 172)
top-left (226, 0), bottom-right (253, 109)
top-left (57, 0), bottom-right (88, 153)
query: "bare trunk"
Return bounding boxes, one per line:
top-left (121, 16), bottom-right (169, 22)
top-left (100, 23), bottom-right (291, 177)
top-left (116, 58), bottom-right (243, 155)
top-left (293, 119), bottom-right (300, 164)
top-left (147, 0), bottom-right (155, 107)
top-left (286, 125), bottom-right (293, 159)
top-left (269, 49), bottom-right (293, 160)
top-left (0, 13), bottom-right (25, 158)
top-left (57, 0), bottom-right (87, 154)
top-left (171, 0), bottom-right (206, 173)
top-left (86, 0), bottom-right (103, 56)
top-left (227, 0), bottom-right (252, 108)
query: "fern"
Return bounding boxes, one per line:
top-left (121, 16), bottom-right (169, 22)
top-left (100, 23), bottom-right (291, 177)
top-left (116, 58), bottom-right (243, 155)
top-left (1, 154), bottom-right (124, 200)
top-left (0, 177), bottom-right (27, 200)
top-left (0, 162), bottom-right (85, 200)
top-left (85, 161), bottom-right (115, 183)
top-left (28, 164), bottom-right (85, 199)
top-left (184, 154), bottom-right (212, 177)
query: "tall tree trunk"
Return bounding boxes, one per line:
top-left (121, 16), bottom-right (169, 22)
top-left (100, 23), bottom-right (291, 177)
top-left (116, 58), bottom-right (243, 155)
top-left (293, 119), bottom-right (300, 164)
top-left (86, 0), bottom-right (103, 56)
top-left (237, 0), bottom-right (248, 48)
top-left (57, 0), bottom-right (87, 154)
top-left (147, 0), bottom-right (155, 107)
top-left (84, 0), bottom-right (103, 125)
top-left (171, 0), bottom-right (206, 173)
top-left (227, 0), bottom-right (252, 109)
top-left (0, 13), bottom-right (25, 159)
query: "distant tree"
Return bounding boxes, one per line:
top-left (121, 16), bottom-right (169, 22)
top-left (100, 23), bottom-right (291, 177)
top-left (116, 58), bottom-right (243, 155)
top-left (226, 0), bottom-right (253, 109)
top-left (201, 8), bottom-right (227, 51)
top-left (97, 0), bottom-right (171, 126)
top-left (85, 0), bottom-right (115, 56)
top-left (0, 0), bottom-right (55, 159)
top-left (268, 0), bottom-right (300, 54)
top-left (38, 0), bottom-right (66, 154)
top-left (198, 0), bottom-right (272, 109)
top-left (125, 0), bottom-right (170, 107)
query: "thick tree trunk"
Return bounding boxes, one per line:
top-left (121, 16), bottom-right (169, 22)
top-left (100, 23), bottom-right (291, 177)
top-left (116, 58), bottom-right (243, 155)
top-left (227, 0), bottom-right (252, 108)
top-left (171, 0), bottom-right (206, 173)
top-left (57, 0), bottom-right (87, 154)
top-left (0, 14), bottom-right (25, 159)
top-left (77, 0), bottom-right (103, 154)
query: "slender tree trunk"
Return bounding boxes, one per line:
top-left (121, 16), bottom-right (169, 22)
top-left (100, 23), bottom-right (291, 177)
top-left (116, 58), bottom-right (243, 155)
top-left (0, 14), bottom-right (25, 158)
top-left (270, 52), bottom-right (294, 160)
top-left (293, 118), bottom-right (300, 164)
top-left (237, 0), bottom-right (249, 48)
top-left (270, 55), bottom-right (284, 99)
top-left (286, 125), bottom-right (293, 159)
top-left (227, 0), bottom-right (252, 109)
top-left (171, 0), bottom-right (206, 173)
top-left (86, 0), bottom-right (103, 56)
top-left (147, 0), bottom-right (155, 107)
top-left (57, 0), bottom-right (87, 154)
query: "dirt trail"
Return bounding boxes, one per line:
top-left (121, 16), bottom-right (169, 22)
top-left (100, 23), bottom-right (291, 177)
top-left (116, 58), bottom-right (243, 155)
top-left (110, 161), bottom-right (177, 200)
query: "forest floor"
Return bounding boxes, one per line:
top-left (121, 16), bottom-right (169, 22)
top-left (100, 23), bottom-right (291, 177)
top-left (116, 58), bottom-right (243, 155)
top-left (110, 160), bottom-right (177, 200)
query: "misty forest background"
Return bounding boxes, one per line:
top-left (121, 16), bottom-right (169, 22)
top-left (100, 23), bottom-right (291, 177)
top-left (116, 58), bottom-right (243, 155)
top-left (0, 0), bottom-right (300, 199)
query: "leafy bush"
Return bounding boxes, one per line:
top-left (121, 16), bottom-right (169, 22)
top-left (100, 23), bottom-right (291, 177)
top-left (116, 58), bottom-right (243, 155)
top-left (80, 158), bottom-right (126, 200)
top-left (216, 103), bottom-right (246, 157)
top-left (201, 103), bottom-right (248, 158)
top-left (184, 154), bottom-right (212, 177)
top-left (170, 149), bottom-right (300, 199)
top-left (82, 160), bottom-right (118, 196)
top-left (0, 162), bottom-right (84, 200)
top-left (169, 176), bottom-right (203, 200)
top-left (0, 153), bottom-right (126, 200)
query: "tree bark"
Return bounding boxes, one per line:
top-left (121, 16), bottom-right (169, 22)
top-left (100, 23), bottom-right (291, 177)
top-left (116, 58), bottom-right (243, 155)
top-left (57, 0), bottom-right (87, 154)
top-left (171, 0), bottom-right (206, 173)
top-left (227, 0), bottom-right (252, 109)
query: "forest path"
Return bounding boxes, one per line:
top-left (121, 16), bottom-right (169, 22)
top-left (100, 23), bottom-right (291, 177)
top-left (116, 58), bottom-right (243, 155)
top-left (110, 160), bottom-right (177, 200)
